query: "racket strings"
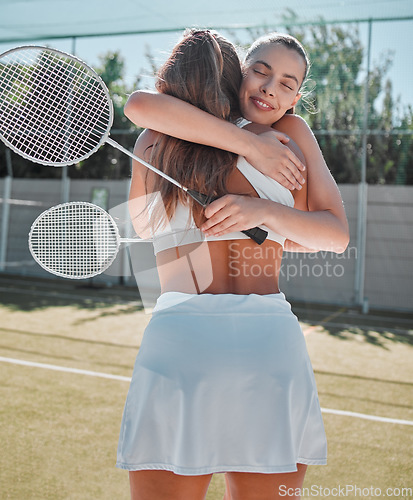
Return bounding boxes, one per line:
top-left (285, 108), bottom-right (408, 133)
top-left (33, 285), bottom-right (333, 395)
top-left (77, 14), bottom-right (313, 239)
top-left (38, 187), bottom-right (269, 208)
top-left (36, 52), bottom-right (107, 155)
top-left (8, 61), bottom-right (91, 157)
top-left (0, 53), bottom-right (75, 160)
top-left (0, 54), bottom-right (78, 150)
top-left (0, 48), bottom-right (112, 165)
top-left (29, 203), bottom-right (119, 279)
top-left (3, 50), bottom-right (107, 131)
top-left (29, 57), bottom-right (111, 153)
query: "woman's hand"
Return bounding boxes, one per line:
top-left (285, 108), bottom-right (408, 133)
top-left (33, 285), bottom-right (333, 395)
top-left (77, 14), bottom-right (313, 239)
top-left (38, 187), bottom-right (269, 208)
top-left (245, 129), bottom-right (306, 191)
top-left (201, 195), bottom-right (265, 237)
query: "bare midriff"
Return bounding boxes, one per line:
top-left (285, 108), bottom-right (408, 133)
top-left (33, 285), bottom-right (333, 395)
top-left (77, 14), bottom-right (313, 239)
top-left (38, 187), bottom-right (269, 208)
top-left (157, 239), bottom-right (283, 295)
top-left (155, 168), bottom-right (284, 296)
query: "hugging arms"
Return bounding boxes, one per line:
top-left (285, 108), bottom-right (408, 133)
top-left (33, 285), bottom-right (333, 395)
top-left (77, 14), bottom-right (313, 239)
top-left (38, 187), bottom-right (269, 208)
top-left (125, 91), bottom-right (349, 253)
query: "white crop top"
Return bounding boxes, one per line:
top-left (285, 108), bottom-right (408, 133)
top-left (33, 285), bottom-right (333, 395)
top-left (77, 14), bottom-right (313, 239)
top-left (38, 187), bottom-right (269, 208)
top-left (148, 119), bottom-right (294, 255)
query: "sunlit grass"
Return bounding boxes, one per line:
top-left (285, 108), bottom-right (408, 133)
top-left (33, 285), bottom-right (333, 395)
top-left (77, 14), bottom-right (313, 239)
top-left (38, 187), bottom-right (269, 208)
top-left (1, 281), bottom-right (412, 500)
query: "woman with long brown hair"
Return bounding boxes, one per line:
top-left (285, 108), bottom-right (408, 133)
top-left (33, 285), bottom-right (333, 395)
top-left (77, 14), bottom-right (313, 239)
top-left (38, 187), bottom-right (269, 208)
top-left (117, 29), bottom-right (349, 499)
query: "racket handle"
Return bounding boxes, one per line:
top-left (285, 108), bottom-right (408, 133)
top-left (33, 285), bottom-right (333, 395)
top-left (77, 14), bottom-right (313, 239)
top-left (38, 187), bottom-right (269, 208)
top-left (186, 189), bottom-right (216, 207)
top-left (241, 227), bottom-right (268, 245)
top-left (186, 189), bottom-right (268, 245)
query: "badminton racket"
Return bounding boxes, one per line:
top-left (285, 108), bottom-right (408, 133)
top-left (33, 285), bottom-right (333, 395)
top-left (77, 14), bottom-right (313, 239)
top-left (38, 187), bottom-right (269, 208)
top-left (28, 201), bottom-right (148, 279)
top-left (0, 45), bottom-right (267, 245)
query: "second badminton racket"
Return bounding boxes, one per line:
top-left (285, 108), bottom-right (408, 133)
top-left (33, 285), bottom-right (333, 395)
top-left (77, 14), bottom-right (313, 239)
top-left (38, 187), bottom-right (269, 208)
top-left (29, 201), bottom-right (148, 279)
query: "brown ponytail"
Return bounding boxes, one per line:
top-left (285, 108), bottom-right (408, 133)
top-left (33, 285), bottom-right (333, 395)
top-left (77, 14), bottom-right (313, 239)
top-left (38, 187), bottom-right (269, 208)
top-left (148, 29), bottom-right (242, 229)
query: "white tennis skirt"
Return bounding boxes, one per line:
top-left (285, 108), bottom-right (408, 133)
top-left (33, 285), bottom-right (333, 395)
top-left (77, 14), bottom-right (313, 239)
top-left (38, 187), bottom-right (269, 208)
top-left (116, 292), bottom-right (327, 475)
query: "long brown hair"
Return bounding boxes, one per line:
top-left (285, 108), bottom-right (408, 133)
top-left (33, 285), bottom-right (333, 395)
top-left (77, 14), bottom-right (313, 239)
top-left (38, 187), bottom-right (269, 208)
top-left (148, 29), bottom-right (243, 228)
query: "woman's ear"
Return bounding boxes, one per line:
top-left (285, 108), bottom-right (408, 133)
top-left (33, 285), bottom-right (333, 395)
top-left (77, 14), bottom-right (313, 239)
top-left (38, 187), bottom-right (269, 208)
top-left (292, 92), bottom-right (302, 108)
top-left (286, 93), bottom-right (301, 114)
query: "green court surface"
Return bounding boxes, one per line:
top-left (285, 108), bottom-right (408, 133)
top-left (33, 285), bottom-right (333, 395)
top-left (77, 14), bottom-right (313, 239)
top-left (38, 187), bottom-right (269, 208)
top-left (1, 275), bottom-right (412, 500)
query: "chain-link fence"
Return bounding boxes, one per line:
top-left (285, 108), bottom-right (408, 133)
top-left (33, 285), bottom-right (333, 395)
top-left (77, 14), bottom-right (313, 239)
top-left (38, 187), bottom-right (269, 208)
top-left (0, 13), bottom-right (412, 311)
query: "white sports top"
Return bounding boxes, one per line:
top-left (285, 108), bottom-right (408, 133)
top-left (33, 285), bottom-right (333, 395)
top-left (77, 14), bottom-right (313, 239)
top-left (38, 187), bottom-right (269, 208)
top-left (148, 119), bottom-right (294, 255)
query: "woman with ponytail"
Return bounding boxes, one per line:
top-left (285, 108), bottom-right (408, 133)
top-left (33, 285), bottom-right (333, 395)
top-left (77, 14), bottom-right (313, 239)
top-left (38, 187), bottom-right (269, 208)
top-left (117, 29), bottom-right (348, 500)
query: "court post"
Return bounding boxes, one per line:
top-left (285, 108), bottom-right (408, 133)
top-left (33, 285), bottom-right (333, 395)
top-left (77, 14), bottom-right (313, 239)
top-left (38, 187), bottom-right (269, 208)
top-left (354, 19), bottom-right (372, 311)
top-left (0, 148), bottom-right (12, 272)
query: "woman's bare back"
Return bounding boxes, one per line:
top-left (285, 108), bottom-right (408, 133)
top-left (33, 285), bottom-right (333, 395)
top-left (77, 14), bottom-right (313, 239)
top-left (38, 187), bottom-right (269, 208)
top-left (157, 167), bottom-right (284, 295)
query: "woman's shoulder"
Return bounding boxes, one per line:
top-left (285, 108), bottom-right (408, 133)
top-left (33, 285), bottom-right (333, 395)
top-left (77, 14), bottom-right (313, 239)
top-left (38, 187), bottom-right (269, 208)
top-left (275, 114), bottom-right (315, 139)
top-left (134, 128), bottom-right (160, 155)
top-left (241, 121), bottom-right (274, 135)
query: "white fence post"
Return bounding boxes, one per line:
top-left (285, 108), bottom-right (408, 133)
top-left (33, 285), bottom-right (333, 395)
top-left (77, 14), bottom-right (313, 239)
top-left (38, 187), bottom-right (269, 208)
top-left (0, 175), bottom-right (12, 271)
top-left (61, 167), bottom-right (70, 203)
top-left (354, 19), bottom-right (372, 310)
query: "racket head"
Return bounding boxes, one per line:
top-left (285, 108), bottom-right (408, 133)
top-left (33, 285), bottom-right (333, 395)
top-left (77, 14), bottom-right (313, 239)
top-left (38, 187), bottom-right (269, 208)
top-left (0, 45), bottom-right (113, 166)
top-left (28, 201), bottom-right (120, 279)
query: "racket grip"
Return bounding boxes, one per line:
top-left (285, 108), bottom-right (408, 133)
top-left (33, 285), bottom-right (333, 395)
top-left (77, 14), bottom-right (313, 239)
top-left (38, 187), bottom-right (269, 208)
top-left (186, 189), bottom-right (216, 207)
top-left (241, 227), bottom-right (268, 245)
top-left (186, 189), bottom-right (268, 245)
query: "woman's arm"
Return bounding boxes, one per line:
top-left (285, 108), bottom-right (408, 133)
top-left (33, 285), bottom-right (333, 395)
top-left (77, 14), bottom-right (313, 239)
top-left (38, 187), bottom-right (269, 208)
top-left (277, 114), bottom-right (349, 252)
top-left (201, 194), bottom-right (349, 254)
top-left (124, 90), bottom-right (306, 190)
top-left (125, 94), bottom-right (349, 253)
top-left (201, 115), bottom-right (349, 253)
top-left (274, 114), bottom-right (348, 219)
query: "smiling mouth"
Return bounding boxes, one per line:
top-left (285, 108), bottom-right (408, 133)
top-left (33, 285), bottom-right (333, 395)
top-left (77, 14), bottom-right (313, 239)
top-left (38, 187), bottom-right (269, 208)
top-left (250, 97), bottom-right (274, 111)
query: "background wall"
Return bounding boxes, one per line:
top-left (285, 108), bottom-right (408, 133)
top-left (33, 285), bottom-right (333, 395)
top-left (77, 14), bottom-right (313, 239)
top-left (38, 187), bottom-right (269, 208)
top-left (0, 178), bottom-right (411, 311)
